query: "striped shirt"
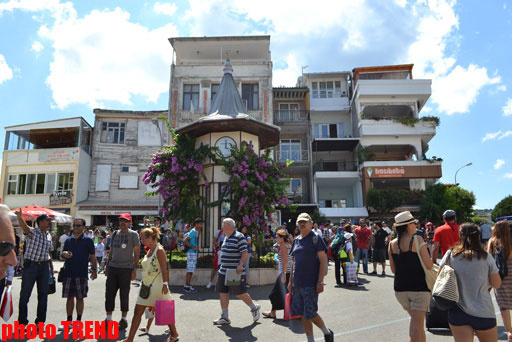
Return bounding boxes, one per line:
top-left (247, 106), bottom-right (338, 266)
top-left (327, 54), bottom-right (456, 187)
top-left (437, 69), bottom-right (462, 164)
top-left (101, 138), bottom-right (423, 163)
top-left (24, 228), bottom-right (53, 262)
top-left (219, 231), bottom-right (247, 276)
top-left (277, 244), bottom-right (292, 273)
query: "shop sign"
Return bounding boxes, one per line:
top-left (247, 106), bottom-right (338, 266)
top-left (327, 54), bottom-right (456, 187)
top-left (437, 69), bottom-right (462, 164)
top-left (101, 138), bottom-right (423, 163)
top-left (39, 148), bottom-right (80, 162)
top-left (367, 167), bottom-right (406, 178)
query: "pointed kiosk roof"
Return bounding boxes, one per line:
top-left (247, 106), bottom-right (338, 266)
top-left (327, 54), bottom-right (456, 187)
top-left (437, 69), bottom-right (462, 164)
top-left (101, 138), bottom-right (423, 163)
top-left (175, 60), bottom-right (279, 148)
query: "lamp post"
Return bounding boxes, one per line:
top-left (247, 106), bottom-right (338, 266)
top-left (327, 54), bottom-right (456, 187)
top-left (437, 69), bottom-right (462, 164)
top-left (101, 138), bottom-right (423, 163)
top-left (151, 118), bottom-right (163, 216)
top-left (454, 162), bottom-right (472, 185)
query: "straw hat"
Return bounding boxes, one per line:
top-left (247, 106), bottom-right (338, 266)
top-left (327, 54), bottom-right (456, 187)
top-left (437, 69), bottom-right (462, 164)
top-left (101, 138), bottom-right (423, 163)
top-left (393, 211), bottom-right (419, 227)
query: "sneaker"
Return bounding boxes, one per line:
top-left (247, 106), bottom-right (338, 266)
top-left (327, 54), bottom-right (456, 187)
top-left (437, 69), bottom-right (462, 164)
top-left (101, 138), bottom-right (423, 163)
top-left (206, 281), bottom-right (212, 289)
top-left (187, 286), bottom-right (197, 293)
top-left (370, 271), bottom-right (377, 275)
top-left (213, 316), bottom-right (231, 325)
top-left (58, 324), bottom-right (70, 331)
top-left (381, 271), bottom-right (386, 276)
top-left (251, 303), bottom-right (261, 322)
top-left (324, 329), bottom-right (334, 342)
top-left (118, 319), bottom-right (128, 330)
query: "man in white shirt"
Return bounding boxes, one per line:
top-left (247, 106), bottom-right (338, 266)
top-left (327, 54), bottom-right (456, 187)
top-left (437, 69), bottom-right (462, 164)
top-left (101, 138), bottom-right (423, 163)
top-left (59, 231), bottom-right (69, 260)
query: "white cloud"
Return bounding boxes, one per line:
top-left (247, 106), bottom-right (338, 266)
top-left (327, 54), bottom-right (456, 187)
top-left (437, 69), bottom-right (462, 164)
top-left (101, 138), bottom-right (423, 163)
top-left (430, 65), bottom-right (500, 114)
top-left (0, 54), bottom-right (13, 84)
top-left (31, 41), bottom-right (43, 52)
top-left (482, 130), bottom-right (512, 142)
top-left (494, 159), bottom-right (505, 170)
top-left (503, 98), bottom-right (512, 116)
top-left (505, 173), bottom-right (512, 179)
top-left (153, 2), bottom-right (177, 16)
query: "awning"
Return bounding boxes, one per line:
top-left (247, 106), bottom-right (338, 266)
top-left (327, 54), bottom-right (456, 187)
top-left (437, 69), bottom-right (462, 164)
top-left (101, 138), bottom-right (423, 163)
top-left (319, 207), bottom-right (369, 218)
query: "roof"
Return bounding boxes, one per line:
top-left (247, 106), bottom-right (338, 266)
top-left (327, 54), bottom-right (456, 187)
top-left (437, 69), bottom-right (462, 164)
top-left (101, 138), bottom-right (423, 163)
top-left (93, 109), bottom-right (167, 117)
top-left (169, 35), bottom-right (270, 47)
top-left (176, 59), bottom-right (279, 148)
top-left (273, 87), bottom-right (309, 99)
top-left (5, 117), bottom-right (92, 131)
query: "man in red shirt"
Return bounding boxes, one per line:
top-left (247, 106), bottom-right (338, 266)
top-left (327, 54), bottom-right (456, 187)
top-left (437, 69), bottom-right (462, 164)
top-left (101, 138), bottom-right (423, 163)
top-left (354, 219), bottom-right (372, 274)
top-left (432, 210), bottom-right (460, 263)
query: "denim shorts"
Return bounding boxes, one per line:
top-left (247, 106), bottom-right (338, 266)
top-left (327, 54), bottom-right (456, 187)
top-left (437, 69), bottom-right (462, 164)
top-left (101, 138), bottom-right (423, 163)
top-left (291, 286), bottom-right (318, 319)
top-left (448, 306), bottom-right (497, 331)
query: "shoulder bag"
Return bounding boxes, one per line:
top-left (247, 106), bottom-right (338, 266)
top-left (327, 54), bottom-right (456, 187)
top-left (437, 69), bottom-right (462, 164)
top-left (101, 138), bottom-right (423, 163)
top-left (140, 272), bottom-right (161, 299)
top-left (413, 235), bottom-right (439, 291)
top-left (432, 250), bottom-right (459, 311)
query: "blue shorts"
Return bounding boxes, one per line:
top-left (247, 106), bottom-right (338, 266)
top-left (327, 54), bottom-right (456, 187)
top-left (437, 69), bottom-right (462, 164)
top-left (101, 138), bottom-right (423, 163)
top-left (448, 306), bottom-right (496, 331)
top-left (291, 286), bottom-right (318, 319)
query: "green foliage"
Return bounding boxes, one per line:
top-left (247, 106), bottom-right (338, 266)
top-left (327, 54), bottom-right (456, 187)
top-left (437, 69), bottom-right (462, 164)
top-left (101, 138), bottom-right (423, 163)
top-left (357, 145), bottom-right (376, 163)
top-left (419, 183), bottom-right (476, 224)
top-left (310, 209), bottom-right (328, 225)
top-left (366, 188), bottom-right (406, 213)
top-left (421, 116), bottom-right (441, 127)
top-left (164, 252), bottom-right (275, 269)
top-left (492, 195), bottom-right (512, 221)
top-left (469, 216), bottom-right (486, 225)
top-left (359, 113), bottom-right (440, 128)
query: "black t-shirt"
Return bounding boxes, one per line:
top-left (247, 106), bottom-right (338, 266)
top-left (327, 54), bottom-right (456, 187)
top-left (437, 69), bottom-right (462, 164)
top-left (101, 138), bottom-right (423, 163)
top-left (373, 229), bottom-right (389, 249)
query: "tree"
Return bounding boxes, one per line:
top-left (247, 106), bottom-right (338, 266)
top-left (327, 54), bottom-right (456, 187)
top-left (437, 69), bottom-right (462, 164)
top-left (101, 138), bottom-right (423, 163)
top-left (366, 188), bottom-right (406, 213)
top-left (419, 183), bottom-right (476, 225)
top-left (492, 195), bottom-right (512, 221)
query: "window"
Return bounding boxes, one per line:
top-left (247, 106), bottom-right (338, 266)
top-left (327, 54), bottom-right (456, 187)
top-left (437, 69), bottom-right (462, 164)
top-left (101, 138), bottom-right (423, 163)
top-left (121, 166), bottom-right (137, 173)
top-left (100, 122), bottom-right (125, 144)
top-left (280, 140), bottom-right (301, 162)
top-left (242, 84), bottom-right (259, 110)
top-left (312, 82), bottom-right (319, 98)
top-left (7, 175), bottom-right (17, 195)
top-left (335, 81), bottom-right (342, 97)
top-left (36, 174), bottom-right (45, 194)
top-left (278, 103), bottom-right (299, 121)
top-left (57, 173), bottom-right (74, 191)
top-left (319, 199), bottom-right (346, 208)
top-left (183, 84), bottom-right (199, 111)
top-left (285, 178), bottom-right (302, 194)
top-left (211, 84), bottom-right (219, 102)
top-left (17, 174), bottom-right (26, 195)
top-left (314, 124), bottom-right (343, 138)
top-left (95, 165), bottom-right (111, 191)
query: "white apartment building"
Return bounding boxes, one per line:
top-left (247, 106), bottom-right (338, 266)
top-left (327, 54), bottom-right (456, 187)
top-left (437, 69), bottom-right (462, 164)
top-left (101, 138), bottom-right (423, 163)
top-left (75, 109), bottom-right (168, 227)
top-left (169, 36), bottom-right (273, 129)
top-left (302, 72), bottom-right (367, 221)
top-left (351, 64), bottom-right (442, 216)
top-left (0, 117), bottom-right (93, 217)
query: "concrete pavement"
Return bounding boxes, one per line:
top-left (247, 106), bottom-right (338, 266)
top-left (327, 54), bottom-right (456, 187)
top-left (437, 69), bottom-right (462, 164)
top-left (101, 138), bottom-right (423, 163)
top-left (2, 260), bottom-right (509, 341)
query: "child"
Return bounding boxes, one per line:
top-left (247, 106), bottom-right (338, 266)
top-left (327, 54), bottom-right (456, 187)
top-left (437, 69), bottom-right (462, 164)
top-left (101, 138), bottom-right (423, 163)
top-left (342, 232), bottom-right (355, 285)
top-left (95, 237), bottom-right (105, 272)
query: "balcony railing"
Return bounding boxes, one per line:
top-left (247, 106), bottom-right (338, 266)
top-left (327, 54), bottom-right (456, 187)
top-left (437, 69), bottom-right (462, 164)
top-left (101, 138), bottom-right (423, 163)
top-left (274, 110), bottom-right (309, 122)
top-left (313, 160), bottom-right (358, 172)
top-left (277, 150), bottom-right (310, 163)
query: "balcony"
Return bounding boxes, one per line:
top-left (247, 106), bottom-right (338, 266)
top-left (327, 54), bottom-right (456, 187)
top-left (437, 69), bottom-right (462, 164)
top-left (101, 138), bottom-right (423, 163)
top-left (277, 150), bottom-right (310, 164)
top-left (353, 79), bottom-right (431, 109)
top-left (313, 161), bottom-right (358, 173)
top-left (359, 118), bottom-right (437, 139)
top-left (319, 207), bottom-right (369, 218)
top-left (274, 110), bottom-right (309, 122)
top-left (310, 96), bottom-right (350, 111)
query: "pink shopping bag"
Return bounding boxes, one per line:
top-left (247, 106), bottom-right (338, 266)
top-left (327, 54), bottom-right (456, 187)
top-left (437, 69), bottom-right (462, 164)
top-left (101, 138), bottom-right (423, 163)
top-left (155, 300), bottom-right (175, 325)
top-left (284, 293), bottom-right (300, 320)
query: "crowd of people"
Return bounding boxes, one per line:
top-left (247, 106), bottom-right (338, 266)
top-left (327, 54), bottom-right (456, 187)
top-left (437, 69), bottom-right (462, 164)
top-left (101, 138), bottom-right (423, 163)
top-left (0, 202), bottom-right (511, 342)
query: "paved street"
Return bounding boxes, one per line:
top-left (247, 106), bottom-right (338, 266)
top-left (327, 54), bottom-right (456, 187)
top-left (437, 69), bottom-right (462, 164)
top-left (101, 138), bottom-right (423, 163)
top-left (3, 260), bottom-right (509, 341)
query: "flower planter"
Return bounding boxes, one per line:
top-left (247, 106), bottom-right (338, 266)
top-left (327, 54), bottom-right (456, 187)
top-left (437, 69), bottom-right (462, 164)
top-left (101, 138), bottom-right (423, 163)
top-left (136, 267), bottom-right (278, 286)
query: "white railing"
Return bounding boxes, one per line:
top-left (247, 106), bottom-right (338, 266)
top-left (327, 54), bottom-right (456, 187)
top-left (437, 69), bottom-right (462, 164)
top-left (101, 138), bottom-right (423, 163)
top-left (276, 150), bottom-right (309, 163)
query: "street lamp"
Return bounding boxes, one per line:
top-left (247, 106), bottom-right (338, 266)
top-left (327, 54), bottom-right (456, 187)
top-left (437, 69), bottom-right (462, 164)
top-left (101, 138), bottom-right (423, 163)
top-left (151, 118), bottom-right (163, 217)
top-left (454, 162), bottom-right (472, 185)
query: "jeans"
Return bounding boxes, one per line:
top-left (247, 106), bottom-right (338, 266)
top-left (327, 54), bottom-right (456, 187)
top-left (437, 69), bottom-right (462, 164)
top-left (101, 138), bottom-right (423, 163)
top-left (18, 260), bottom-right (50, 324)
top-left (105, 266), bottom-right (132, 313)
top-left (354, 248), bottom-right (369, 273)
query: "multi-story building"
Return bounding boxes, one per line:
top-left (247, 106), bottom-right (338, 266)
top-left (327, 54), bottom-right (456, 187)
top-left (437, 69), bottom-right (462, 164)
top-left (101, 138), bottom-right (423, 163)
top-left (272, 86), bottom-right (316, 223)
top-left (75, 109), bottom-right (168, 227)
top-left (351, 64), bottom-right (442, 217)
top-left (301, 72), bottom-right (367, 222)
top-left (0, 117), bottom-right (93, 217)
top-left (168, 36), bottom-right (273, 129)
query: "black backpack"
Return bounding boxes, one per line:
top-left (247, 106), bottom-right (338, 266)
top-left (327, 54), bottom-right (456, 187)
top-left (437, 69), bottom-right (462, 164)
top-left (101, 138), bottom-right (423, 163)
top-left (495, 247), bottom-right (509, 280)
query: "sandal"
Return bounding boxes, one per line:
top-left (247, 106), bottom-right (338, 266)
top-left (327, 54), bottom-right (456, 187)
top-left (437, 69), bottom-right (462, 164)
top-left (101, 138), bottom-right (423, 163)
top-left (139, 328), bottom-right (149, 333)
top-left (262, 311), bottom-right (276, 319)
top-left (167, 336), bottom-right (179, 342)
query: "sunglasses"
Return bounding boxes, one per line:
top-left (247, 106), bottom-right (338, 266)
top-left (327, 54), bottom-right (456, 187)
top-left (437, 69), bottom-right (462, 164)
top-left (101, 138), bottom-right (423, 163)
top-left (72, 224), bottom-right (84, 228)
top-left (0, 241), bottom-right (15, 257)
top-left (119, 218), bottom-right (129, 222)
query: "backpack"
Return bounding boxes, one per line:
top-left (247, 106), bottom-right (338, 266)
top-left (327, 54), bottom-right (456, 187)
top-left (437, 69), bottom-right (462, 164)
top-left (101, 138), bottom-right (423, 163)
top-left (495, 247), bottom-right (509, 280)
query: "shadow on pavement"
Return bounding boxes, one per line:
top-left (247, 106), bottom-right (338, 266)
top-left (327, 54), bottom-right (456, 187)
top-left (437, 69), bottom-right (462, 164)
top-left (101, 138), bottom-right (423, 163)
top-left (270, 317), bottom-right (304, 334)
top-left (216, 321), bottom-right (260, 342)
top-left (171, 285), bottom-right (274, 301)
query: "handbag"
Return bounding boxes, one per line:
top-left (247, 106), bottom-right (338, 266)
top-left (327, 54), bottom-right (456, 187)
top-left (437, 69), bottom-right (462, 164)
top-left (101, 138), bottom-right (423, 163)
top-left (139, 272), bottom-right (160, 299)
top-left (413, 235), bottom-right (439, 291)
top-left (48, 275), bottom-right (56, 295)
top-left (284, 293), bottom-right (300, 320)
top-left (58, 266), bottom-right (65, 283)
top-left (155, 300), bottom-right (175, 325)
top-left (346, 261), bottom-right (358, 283)
top-left (432, 251), bottom-right (459, 311)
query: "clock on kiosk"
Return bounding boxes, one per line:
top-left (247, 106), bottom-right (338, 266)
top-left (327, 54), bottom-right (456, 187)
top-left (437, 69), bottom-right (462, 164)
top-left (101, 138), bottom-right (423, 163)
top-left (215, 136), bottom-right (236, 157)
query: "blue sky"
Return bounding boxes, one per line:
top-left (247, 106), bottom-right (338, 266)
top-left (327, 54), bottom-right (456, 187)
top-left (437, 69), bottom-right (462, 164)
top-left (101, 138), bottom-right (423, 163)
top-left (0, 0), bottom-right (511, 210)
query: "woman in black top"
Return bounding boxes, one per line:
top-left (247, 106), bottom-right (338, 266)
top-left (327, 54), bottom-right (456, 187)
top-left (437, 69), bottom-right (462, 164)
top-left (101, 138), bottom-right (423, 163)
top-left (389, 211), bottom-right (433, 342)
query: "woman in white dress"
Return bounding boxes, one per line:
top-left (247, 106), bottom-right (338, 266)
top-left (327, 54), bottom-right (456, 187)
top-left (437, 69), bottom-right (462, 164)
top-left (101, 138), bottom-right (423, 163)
top-left (123, 227), bottom-right (179, 342)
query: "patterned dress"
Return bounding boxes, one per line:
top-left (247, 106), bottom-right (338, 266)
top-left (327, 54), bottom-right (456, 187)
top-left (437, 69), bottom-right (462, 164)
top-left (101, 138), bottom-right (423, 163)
top-left (496, 257), bottom-right (512, 310)
top-left (136, 246), bottom-right (172, 306)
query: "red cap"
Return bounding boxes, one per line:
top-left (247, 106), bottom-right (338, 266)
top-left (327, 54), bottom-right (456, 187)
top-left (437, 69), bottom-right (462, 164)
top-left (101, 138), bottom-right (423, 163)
top-left (119, 213), bottom-right (132, 221)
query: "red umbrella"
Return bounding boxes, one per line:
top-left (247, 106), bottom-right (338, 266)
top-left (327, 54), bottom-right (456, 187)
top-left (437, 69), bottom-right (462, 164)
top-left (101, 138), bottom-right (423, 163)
top-left (11, 204), bottom-right (57, 222)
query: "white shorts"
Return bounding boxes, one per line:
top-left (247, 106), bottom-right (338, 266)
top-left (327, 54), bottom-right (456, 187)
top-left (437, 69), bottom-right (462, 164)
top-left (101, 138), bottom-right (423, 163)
top-left (187, 251), bottom-right (197, 273)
